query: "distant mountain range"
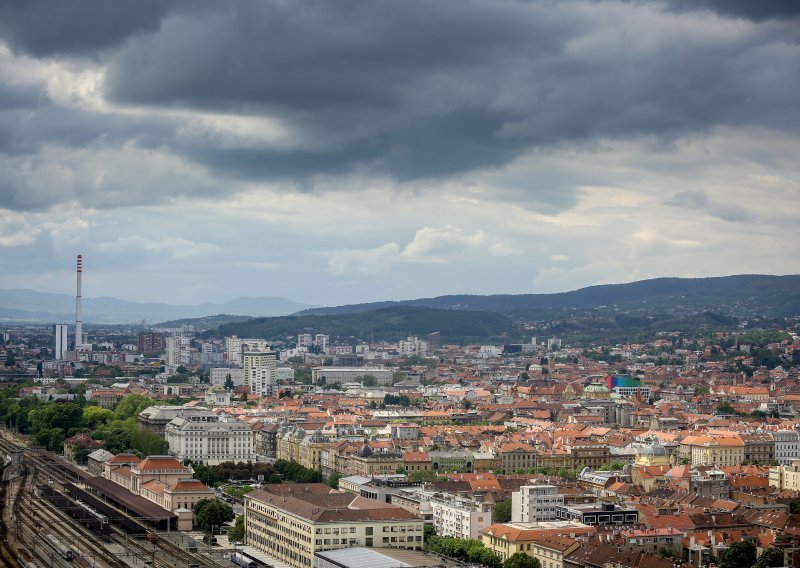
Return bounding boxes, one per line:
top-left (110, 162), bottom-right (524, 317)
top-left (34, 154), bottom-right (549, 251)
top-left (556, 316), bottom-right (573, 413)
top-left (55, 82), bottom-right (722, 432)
top-left (1, 275), bottom-right (798, 328)
top-left (297, 275), bottom-right (800, 319)
top-left (0, 289), bottom-right (316, 324)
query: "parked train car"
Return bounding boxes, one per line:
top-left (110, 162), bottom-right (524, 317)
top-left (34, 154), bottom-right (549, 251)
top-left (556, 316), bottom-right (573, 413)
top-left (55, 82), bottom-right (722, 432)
top-left (231, 552), bottom-right (259, 568)
top-left (45, 533), bottom-right (74, 560)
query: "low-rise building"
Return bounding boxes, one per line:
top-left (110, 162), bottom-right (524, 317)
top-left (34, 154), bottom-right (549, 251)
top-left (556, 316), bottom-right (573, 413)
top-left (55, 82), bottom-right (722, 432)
top-left (165, 414), bottom-right (255, 466)
top-left (244, 483), bottom-right (424, 568)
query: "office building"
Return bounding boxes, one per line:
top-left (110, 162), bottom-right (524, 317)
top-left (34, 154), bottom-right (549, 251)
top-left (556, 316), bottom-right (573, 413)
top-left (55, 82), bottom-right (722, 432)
top-left (54, 323), bottom-right (69, 360)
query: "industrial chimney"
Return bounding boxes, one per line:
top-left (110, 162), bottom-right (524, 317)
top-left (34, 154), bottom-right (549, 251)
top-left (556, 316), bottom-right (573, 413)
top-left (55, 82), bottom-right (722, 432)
top-left (75, 254), bottom-right (83, 350)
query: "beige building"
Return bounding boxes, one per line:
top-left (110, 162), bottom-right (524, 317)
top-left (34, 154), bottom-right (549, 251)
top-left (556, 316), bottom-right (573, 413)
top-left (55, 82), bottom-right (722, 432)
top-left (482, 522), bottom-right (595, 563)
top-left (769, 459), bottom-right (800, 491)
top-left (244, 483), bottom-right (424, 568)
top-left (679, 434), bottom-right (745, 467)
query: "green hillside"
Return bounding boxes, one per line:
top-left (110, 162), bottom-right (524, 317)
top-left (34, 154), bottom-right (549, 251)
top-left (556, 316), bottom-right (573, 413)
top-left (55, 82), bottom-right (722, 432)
top-left (210, 306), bottom-right (518, 344)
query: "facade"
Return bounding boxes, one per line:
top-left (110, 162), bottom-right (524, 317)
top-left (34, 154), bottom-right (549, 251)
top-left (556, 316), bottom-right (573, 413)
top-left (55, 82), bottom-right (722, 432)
top-left (312, 367), bottom-right (395, 385)
top-left (138, 406), bottom-right (216, 438)
top-left (555, 503), bottom-right (638, 526)
top-left (741, 433), bottom-right (774, 464)
top-left (54, 323), bottom-right (69, 361)
top-left (773, 430), bottom-right (800, 466)
top-left (482, 522), bottom-right (595, 563)
top-left (137, 331), bottom-right (165, 354)
top-left (512, 485), bottom-right (565, 523)
top-left (244, 483), bottom-right (424, 568)
top-left (211, 367), bottom-right (245, 386)
top-left (243, 351), bottom-right (277, 396)
top-left (679, 435), bottom-right (745, 467)
top-left (769, 459), bottom-right (800, 491)
top-left (165, 415), bottom-right (255, 466)
top-left (527, 535), bottom-right (581, 568)
top-left (392, 489), bottom-right (492, 539)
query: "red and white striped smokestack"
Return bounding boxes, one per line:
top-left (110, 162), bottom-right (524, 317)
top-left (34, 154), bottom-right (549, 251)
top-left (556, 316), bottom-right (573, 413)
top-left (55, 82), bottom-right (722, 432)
top-left (76, 254), bottom-right (83, 350)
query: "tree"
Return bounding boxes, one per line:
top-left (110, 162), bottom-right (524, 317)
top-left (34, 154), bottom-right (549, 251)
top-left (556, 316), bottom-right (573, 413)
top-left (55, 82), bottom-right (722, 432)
top-left (328, 472), bottom-right (342, 489)
top-left (82, 406), bottom-right (114, 429)
top-left (789, 499), bottom-right (800, 514)
top-left (423, 524), bottom-right (436, 542)
top-left (228, 515), bottom-right (244, 543)
top-left (224, 374), bottom-right (234, 391)
top-left (194, 499), bottom-right (234, 533)
top-left (756, 547), bottom-right (785, 568)
top-left (493, 500), bottom-right (512, 523)
top-left (716, 401), bottom-right (736, 415)
top-left (719, 540), bottom-right (756, 568)
top-left (504, 553), bottom-right (541, 568)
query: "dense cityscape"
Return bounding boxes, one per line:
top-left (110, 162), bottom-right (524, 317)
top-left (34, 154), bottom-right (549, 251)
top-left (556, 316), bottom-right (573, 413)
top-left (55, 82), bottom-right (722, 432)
top-left (2, 258), bottom-right (800, 568)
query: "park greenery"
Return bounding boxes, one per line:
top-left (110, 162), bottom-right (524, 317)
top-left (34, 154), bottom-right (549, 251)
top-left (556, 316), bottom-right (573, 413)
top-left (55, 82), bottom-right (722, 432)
top-left (228, 515), bottom-right (245, 542)
top-left (426, 535), bottom-right (503, 568)
top-left (0, 390), bottom-right (167, 456)
top-left (193, 498), bottom-right (235, 534)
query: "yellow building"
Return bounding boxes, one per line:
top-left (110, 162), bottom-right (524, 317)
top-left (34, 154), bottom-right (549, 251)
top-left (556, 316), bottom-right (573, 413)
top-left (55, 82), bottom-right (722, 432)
top-left (769, 460), bottom-right (800, 491)
top-left (679, 434), bottom-right (744, 467)
top-left (245, 483), bottom-right (424, 568)
top-left (482, 522), bottom-right (595, 563)
top-left (634, 441), bottom-right (672, 468)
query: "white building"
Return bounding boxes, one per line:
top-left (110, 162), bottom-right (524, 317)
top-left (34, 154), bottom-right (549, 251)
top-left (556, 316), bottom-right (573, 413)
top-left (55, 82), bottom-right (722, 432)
top-left (511, 485), bottom-right (565, 523)
top-left (399, 337), bottom-right (428, 357)
top-left (166, 335), bottom-right (191, 369)
top-left (210, 367), bottom-right (245, 386)
top-left (225, 335), bottom-right (243, 365)
top-left (165, 414), bottom-right (255, 466)
top-left (298, 333), bottom-right (313, 348)
top-left (394, 489), bottom-right (492, 540)
top-left (774, 430), bottom-right (800, 465)
top-left (314, 334), bottom-right (329, 352)
top-left (312, 367), bottom-right (395, 385)
top-left (547, 338), bottom-right (562, 351)
top-left (54, 323), bottom-right (69, 361)
top-left (243, 351), bottom-right (277, 396)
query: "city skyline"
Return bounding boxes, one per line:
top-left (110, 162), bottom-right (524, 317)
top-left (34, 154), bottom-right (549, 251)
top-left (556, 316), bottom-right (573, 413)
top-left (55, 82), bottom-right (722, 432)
top-left (0, 0), bottom-right (798, 306)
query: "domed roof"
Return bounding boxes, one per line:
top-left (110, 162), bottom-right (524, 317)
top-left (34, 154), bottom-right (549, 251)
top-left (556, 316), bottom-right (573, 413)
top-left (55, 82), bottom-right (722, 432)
top-left (357, 443), bottom-right (374, 458)
top-left (309, 429), bottom-right (327, 444)
top-left (583, 383), bottom-right (609, 393)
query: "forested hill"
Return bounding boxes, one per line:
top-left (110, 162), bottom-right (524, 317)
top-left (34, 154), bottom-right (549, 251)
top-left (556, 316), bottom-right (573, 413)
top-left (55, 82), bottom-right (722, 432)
top-left (296, 275), bottom-right (800, 319)
top-left (210, 306), bottom-right (518, 344)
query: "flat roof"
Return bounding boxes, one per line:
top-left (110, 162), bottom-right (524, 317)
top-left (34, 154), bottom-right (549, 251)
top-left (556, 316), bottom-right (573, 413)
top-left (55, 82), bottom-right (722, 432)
top-left (315, 547), bottom-right (465, 568)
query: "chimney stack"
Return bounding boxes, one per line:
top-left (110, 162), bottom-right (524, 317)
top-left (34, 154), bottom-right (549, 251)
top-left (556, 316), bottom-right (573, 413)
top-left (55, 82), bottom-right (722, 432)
top-left (75, 254), bottom-right (83, 350)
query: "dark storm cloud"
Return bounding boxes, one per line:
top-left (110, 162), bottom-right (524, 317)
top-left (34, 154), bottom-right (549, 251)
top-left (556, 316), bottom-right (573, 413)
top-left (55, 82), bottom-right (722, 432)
top-left (664, 0), bottom-right (800, 22)
top-left (665, 190), bottom-right (756, 223)
top-left (0, 0), bottom-right (798, 212)
top-left (100, 0), bottom-right (800, 179)
top-left (0, 0), bottom-right (171, 57)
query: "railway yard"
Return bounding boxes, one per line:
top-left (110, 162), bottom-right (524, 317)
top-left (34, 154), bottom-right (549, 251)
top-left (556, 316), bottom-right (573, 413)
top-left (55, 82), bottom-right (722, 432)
top-left (0, 433), bottom-right (228, 568)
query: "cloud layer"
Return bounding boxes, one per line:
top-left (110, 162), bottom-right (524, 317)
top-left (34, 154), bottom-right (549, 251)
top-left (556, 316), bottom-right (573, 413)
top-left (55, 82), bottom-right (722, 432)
top-left (0, 0), bottom-right (798, 306)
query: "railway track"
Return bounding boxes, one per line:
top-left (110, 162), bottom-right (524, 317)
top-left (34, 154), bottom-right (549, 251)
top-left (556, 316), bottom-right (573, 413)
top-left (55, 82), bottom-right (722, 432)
top-left (2, 435), bottom-right (225, 568)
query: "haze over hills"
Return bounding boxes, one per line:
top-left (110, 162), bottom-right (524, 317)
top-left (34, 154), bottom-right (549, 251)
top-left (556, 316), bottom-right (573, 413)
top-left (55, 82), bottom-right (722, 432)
top-left (297, 275), bottom-right (800, 320)
top-left (0, 289), bottom-right (316, 324)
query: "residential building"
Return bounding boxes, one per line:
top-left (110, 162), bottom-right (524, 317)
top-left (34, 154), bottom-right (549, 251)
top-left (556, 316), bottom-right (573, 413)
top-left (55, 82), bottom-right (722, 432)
top-left (138, 406), bottom-right (216, 438)
top-left (392, 489), bottom-right (492, 539)
top-left (244, 483), bottom-right (424, 568)
top-left (482, 521), bottom-right (596, 563)
top-left (243, 351), bottom-right (277, 396)
top-left (769, 459), bottom-right (800, 491)
top-left (773, 430), bottom-right (800, 465)
top-left (137, 331), bottom-right (165, 354)
top-left (512, 485), bottom-right (565, 523)
top-left (554, 503), bottom-right (638, 526)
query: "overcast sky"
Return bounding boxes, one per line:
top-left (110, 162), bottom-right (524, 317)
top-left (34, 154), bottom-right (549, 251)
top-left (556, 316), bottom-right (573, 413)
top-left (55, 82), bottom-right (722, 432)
top-left (0, 0), bottom-right (798, 307)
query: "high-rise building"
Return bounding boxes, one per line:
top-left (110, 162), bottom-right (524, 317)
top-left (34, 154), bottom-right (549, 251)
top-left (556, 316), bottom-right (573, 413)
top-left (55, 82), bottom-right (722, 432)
top-left (314, 334), bottom-right (329, 352)
top-left (427, 331), bottom-right (441, 352)
top-left (54, 323), bottom-right (69, 360)
top-left (297, 333), bottom-right (313, 348)
top-left (137, 331), bottom-right (165, 354)
top-left (225, 335), bottom-right (243, 365)
top-left (243, 351), bottom-right (276, 396)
